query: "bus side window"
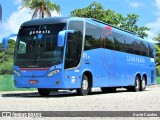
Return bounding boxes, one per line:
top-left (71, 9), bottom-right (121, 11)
top-left (149, 44), bottom-right (154, 58)
top-left (126, 37), bottom-right (134, 54)
top-left (140, 42), bottom-right (148, 56)
top-left (133, 40), bottom-right (140, 55)
top-left (105, 34), bottom-right (114, 50)
top-left (84, 22), bottom-right (101, 50)
top-left (113, 33), bottom-right (119, 51)
top-left (142, 42), bottom-right (148, 57)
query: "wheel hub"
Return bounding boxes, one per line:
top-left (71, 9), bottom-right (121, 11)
top-left (142, 79), bottom-right (146, 88)
top-left (82, 79), bottom-right (88, 90)
top-left (136, 79), bottom-right (140, 90)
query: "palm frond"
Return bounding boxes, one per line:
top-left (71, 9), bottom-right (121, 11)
top-left (20, 0), bottom-right (33, 10)
top-left (50, 3), bottom-right (60, 14)
top-left (44, 8), bottom-right (51, 17)
top-left (32, 8), bottom-right (39, 19)
top-left (21, 0), bottom-right (60, 19)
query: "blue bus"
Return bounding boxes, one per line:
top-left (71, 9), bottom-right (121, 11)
top-left (2, 17), bottom-right (156, 96)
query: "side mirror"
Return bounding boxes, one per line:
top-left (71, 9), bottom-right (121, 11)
top-left (2, 34), bottom-right (17, 50)
top-left (2, 37), bottom-right (8, 50)
top-left (58, 30), bottom-right (74, 47)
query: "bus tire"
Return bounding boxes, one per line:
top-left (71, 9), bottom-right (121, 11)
top-left (133, 76), bottom-right (140, 92)
top-left (140, 76), bottom-right (147, 91)
top-left (76, 75), bottom-right (89, 96)
top-left (101, 87), bottom-right (116, 93)
top-left (38, 88), bottom-right (51, 97)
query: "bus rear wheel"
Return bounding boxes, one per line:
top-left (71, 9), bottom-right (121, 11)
top-left (101, 87), bottom-right (116, 93)
top-left (133, 76), bottom-right (140, 92)
top-left (77, 75), bottom-right (89, 96)
top-left (38, 88), bottom-right (51, 97)
top-left (140, 76), bottom-right (147, 91)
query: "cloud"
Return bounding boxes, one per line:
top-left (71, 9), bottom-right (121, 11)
top-left (129, 2), bottom-right (141, 8)
top-left (126, 0), bottom-right (146, 8)
top-left (0, 6), bottom-right (61, 42)
top-left (51, 11), bottom-right (61, 17)
top-left (146, 0), bottom-right (160, 40)
top-left (0, 7), bottom-right (32, 42)
top-left (155, 0), bottom-right (160, 9)
top-left (146, 18), bottom-right (160, 39)
top-left (14, 0), bottom-right (22, 5)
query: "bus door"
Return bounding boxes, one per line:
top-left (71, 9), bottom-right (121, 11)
top-left (101, 26), bottom-right (117, 86)
top-left (64, 19), bottom-right (84, 86)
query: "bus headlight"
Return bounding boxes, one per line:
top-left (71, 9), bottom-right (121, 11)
top-left (47, 70), bottom-right (60, 77)
top-left (14, 70), bottom-right (21, 77)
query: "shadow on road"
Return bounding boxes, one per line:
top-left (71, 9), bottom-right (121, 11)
top-left (1, 88), bottom-right (149, 98)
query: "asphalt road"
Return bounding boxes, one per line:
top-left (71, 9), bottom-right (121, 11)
top-left (0, 85), bottom-right (160, 120)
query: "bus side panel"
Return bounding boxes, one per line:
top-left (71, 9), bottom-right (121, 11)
top-left (83, 49), bottom-right (156, 88)
top-left (146, 58), bottom-right (156, 85)
top-left (83, 49), bottom-right (109, 87)
top-left (64, 70), bottom-right (82, 89)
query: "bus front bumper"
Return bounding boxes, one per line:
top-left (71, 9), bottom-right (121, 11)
top-left (14, 72), bottom-right (66, 89)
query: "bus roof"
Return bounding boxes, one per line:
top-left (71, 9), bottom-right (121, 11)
top-left (20, 17), bottom-right (155, 45)
top-left (21, 17), bottom-right (68, 26)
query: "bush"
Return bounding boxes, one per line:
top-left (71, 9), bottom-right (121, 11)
top-left (156, 67), bottom-right (160, 77)
top-left (0, 40), bottom-right (15, 75)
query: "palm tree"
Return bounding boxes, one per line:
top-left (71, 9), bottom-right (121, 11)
top-left (21, 0), bottom-right (60, 19)
top-left (0, 4), bottom-right (2, 23)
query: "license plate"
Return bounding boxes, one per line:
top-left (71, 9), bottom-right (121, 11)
top-left (29, 80), bottom-right (38, 84)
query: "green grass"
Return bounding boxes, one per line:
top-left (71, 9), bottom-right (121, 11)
top-left (156, 77), bottom-right (160, 84)
top-left (0, 75), bottom-right (35, 91)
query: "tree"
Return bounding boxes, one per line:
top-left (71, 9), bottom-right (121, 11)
top-left (125, 14), bottom-right (150, 38)
top-left (0, 40), bottom-right (15, 74)
top-left (70, 2), bottom-right (149, 38)
top-left (71, 2), bottom-right (109, 23)
top-left (0, 3), bottom-right (2, 23)
top-left (154, 34), bottom-right (160, 67)
top-left (21, 0), bottom-right (60, 19)
top-left (153, 33), bottom-right (160, 41)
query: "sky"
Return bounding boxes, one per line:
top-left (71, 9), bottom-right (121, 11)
top-left (0, 0), bottom-right (160, 42)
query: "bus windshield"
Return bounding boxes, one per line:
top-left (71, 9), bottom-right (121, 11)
top-left (14, 23), bottom-right (66, 68)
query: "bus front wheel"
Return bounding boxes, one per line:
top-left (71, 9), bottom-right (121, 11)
top-left (38, 88), bottom-right (51, 97)
top-left (77, 75), bottom-right (89, 96)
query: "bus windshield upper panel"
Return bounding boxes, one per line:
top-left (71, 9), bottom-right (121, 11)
top-left (15, 23), bottom-right (66, 68)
